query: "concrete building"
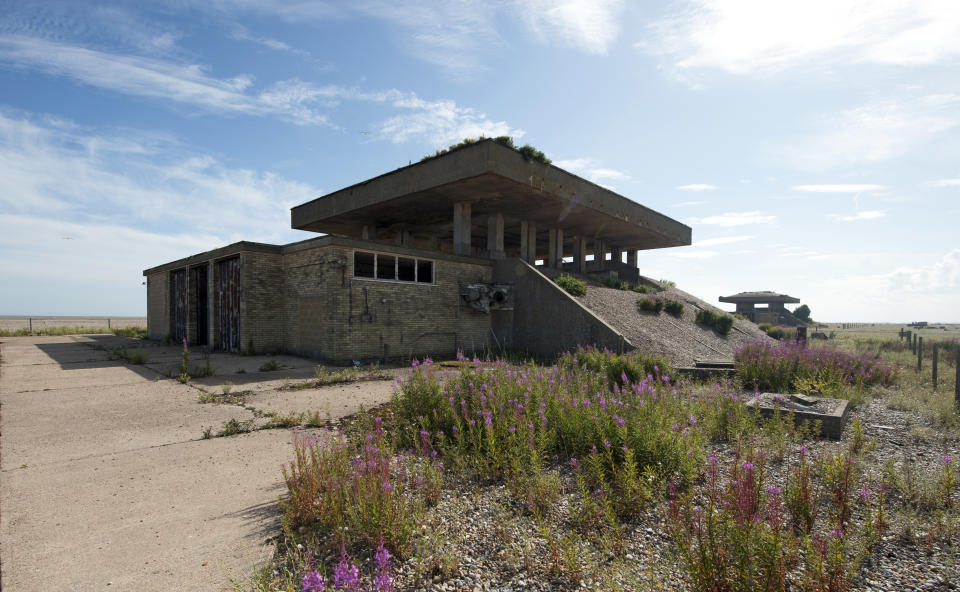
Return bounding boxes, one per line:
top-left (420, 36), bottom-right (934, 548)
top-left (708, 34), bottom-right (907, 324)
top-left (143, 139), bottom-right (691, 362)
top-left (719, 291), bottom-right (801, 325)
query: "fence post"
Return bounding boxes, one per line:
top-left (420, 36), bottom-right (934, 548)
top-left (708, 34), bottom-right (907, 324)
top-left (29, 317), bottom-right (32, 333)
top-left (917, 337), bottom-right (923, 372)
top-left (108, 318), bottom-right (111, 329)
top-left (956, 356), bottom-right (960, 407)
top-left (932, 343), bottom-right (939, 390)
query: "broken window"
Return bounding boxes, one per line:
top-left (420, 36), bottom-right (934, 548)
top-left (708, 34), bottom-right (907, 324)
top-left (353, 251), bottom-right (434, 284)
top-left (416, 260), bottom-right (433, 283)
top-left (397, 257), bottom-right (416, 281)
top-left (354, 252), bottom-right (375, 278)
top-left (377, 255), bottom-right (397, 280)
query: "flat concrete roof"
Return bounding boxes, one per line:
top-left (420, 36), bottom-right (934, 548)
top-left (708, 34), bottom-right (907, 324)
top-left (720, 291), bottom-right (800, 304)
top-left (291, 140), bottom-right (691, 252)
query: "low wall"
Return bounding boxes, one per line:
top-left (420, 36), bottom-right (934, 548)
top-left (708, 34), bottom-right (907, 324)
top-left (492, 258), bottom-right (630, 359)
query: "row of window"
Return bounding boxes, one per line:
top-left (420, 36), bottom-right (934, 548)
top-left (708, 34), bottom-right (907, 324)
top-left (353, 251), bottom-right (434, 284)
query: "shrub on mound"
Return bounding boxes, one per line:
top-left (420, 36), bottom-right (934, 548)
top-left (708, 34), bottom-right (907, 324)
top-left (696, 309), bottom-right (734, 335)
top-left (555, 274), bottom-right (587, 296)
top-left (664, 299), bottom-right (684, 318)
top-left (637, 296), bottom-right (664, 313)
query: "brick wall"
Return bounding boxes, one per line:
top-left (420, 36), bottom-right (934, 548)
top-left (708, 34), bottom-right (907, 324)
top-left (282, 244), bottom-right (493, 363)
top-left (146, 272), bottom-right (168, 339)
top-left (241, 251), bottom-right (285, 353)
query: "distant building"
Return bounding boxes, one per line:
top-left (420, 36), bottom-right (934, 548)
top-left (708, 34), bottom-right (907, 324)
top-left (719, 291), bottom-right (801, 325)
top-left (143, 139), bottom-right (691, 362)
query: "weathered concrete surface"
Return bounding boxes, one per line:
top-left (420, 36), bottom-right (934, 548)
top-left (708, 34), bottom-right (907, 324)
top-left (0, 335), bottom-right (396, 591)
top-left (243, 381), bottom-right (397, 418)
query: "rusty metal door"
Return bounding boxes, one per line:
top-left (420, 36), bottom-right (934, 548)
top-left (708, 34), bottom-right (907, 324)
top-left (215, 257), bottom-right (241, 352)
top-left (170, 269), bottom-right (187, 344)
top-left (191, 265), bottom-right (208, 346)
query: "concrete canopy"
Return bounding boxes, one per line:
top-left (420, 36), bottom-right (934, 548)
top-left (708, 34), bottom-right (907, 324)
top-left (719, 291), bottom-right (800, 304)
top-left (291, 140), bottom-right (691, 255)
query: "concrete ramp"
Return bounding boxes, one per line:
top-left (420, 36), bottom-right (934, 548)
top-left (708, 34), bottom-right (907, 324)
top-left (492, 259), bottom-right (631, 359)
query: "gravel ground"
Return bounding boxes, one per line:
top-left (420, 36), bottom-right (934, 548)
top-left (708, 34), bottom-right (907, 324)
top-left (364, 390), bottom-right (960, 592)
top-left (575, 283), bottom-right (771, 367)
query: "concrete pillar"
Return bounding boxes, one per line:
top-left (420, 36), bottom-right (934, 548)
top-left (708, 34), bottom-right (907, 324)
top-left (520, 220), bottom-right (529, 262)
top-left (574, 236), bottom-right (587, 274)
top-left (556, 228), bottom-right (564, 266)
top-left (527, 221), bottom-right (537, 263)
top-left (361, 225), bottom-right (376, 240)
top-left (626, 250), bottom-right (636, 268)
top-left (592, 239), bottom-right (605, 271)
top-left (453, 202), bottom-right (472, 255)
top-left (487, 213), bottom-right (505, 259)
top-left (611, 247), bottom-right (622, 265)
top-left (548, 228), bottom-right (564, 268)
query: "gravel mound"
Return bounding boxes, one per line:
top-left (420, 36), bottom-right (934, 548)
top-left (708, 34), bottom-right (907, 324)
top-left (575, 282), bottom-right (772, 367)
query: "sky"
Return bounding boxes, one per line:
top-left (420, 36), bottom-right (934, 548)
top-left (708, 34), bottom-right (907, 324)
top-left (0, 1), bottom-right (958, 322)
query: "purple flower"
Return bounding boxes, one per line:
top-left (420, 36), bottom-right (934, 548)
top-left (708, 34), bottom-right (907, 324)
top-left (382, 481), bottom-right (393, 492)
top-left (603, 439), bottom-right (611, 449)
top-left (767, 485), bottom-right (781, 495)
top-left (741, 462), bottom-right (754, 471)
top-left (943, 455), bottom-right (953, 465)
top-left (334, 556), bottom-right (360, 591)
top-left (301, 570), bottom-right (325, 592)
top-left (374, 542), bottom-right (393, 592)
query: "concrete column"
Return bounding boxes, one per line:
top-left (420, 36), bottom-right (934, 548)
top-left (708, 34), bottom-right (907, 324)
top-left (574, 236), bottom-right (587, 274)
top-left (453, 202), bottom-right (472, 255)
top-left (527, 221), bottom-right (537, 263)
top-left (556, 228), bottom-right (564, 266)
top-left (626, 250), bottom-right (636, 268)
top-left (487, 213), bottom-right (505, 259)
top-left (361, 225), bottom-right (376, 240)
top-left (547, 228), bottom-right (558, 268)
top-left (611, 247), bottom-right (622, 264)
top-left (592, 239), bottom-right (605, 271)
top-left (520, 220), bottom-right (529, 262)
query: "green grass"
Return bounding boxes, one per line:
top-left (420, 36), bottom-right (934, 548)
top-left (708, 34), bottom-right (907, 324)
top-left (0, 325), bottom-right (146, 337)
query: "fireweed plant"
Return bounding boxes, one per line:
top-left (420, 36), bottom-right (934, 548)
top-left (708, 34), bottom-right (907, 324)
top-left (393, 347), bottom-right (703, 492)
top-left (735, 339), bottom-right (896, 397)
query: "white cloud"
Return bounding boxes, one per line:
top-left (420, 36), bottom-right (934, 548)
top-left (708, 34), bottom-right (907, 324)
top-left (516, 0), bottom-right (625, 54)
top-left (777, 96), bottom-right (959, 171)
top-left (688, 211), bottom-right (776, 226)
top-left (648, 0), bottom-right (960, 76)
top-left (792, 184), bottom-right (887, 193)
top-left (0, 35), bottom-right (522, 144)
top-left (693, 235), bottom-right (753, 247)
top-left (675, 183), bottom-right (716, 191)
top-left (829, 210), bottom-right (887, 221)
top-left (0, 35), bottom-right (333, 125)
top-left (378, 96), bottom-right (524, 146)
top-left (671, 200), bottom-right (708, 207)
top-left (554, 158), bottom-right (629, 183)
top-left (928, 178), bottom-right (960, 187)
top-left (670, 250), bottom-right (718, 259)
top-left (0, 112), bottom-right (316, 246)
top-left (888, 249), bottom-right (960, 293)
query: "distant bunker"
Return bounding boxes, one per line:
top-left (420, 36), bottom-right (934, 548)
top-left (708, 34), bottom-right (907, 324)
top-left (720, 291), bottom-right (802, 325)
top-left (143, 139), bottom-right (693, 364)
top-left (745, 392), bottom-right (850, 439)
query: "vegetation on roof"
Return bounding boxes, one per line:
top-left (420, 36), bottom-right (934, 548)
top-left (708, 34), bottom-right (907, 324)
top-left (420, 136), bottom-right (552, 165)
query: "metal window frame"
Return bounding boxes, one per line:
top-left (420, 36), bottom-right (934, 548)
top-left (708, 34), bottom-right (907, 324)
top-left (352, 250), bottom-right (435, 285)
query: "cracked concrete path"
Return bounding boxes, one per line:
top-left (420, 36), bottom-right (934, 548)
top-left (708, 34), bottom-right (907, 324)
top-left (0, 335), bottom-right (397, 591)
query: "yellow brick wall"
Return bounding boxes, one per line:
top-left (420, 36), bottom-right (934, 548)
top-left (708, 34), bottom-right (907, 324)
top-left (282, 244), bottom-right (493, 363)
top-left (146, 272), bottom-right (168, 339)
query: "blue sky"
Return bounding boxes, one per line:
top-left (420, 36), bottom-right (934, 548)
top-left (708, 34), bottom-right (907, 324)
top-left (1, 1), bottom-right (958, 322)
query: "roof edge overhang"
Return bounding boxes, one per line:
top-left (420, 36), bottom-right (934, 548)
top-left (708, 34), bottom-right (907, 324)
top-left (291, 139), bottom-right (691, 250)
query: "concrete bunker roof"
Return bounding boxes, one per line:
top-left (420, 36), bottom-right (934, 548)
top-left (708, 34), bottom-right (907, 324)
top-left (719, 291), bottom-right (800, 304)
top-left (291, 139), bottom-right (691, 252)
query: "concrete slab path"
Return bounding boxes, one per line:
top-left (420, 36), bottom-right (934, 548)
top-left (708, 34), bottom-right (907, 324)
top-left (0, 335), bottom-right (398, 591)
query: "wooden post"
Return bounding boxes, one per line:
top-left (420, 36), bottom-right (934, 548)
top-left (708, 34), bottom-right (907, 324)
top-left (932, 343), bottom-right (939, 390)
top-left (108, 318), bottom-right (112, 329)
top-left (955, 355), bottom-right (960, 406)
top-left (917, 337), bottom-right (923, 372)
top-left (29, 317), bottom-right (32, 333)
